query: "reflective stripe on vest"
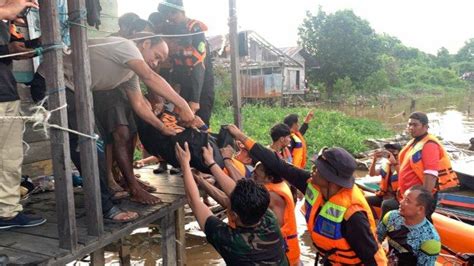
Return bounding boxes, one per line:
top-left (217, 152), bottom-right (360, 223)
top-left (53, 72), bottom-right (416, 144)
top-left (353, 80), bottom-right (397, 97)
top-left (398, 134), bottom-right (458, 192)
top-left (304, 182), bottom-right (387, 265)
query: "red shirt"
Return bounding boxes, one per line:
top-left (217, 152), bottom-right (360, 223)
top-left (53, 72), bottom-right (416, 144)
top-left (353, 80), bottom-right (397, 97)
top-left (398, 141), bottom-right (440, 194)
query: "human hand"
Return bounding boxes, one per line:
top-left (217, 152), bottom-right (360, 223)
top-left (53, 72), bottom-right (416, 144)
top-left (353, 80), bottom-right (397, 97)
top-left (159, 125), bottom-right (177, 136)
top-left (373, 150), bottom-right (384, 160)
top-left (387, 152), bottom-right (398, 165)
top-left (1, 0), bottom-right (38, 20)
top-left (220, 145), bottom-right (234, 159)
top-left (175, 142), bottom-right (191, 165)
top-left (304, 110), bottom-right (314, 123)
top-left (202, 143), bottom-right (215, 166)
top-left (178, 105), bottom-right (195, 126)
top-left (8, 41), bottom-right (34, 59)
top-left (226, 124), bottom-right (243, 138)
top-left (191, 115), bottom-right (205, 129)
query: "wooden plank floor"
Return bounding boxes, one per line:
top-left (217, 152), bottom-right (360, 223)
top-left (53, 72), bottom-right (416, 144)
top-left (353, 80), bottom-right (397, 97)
top-left (0, 168), bottom-right (186, 265)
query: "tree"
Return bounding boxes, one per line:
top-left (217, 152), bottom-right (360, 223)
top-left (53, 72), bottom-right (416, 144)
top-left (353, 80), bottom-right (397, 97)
top-left (298, 8), bottom-right (381, 98)
top-left (435, 47), bottom-right (452, 68)
top-left (456, 38), bottom-right (474, 63)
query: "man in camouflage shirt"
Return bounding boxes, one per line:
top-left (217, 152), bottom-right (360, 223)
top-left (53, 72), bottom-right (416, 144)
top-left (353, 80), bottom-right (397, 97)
top-left (175, 142), bottom-right (288, 265)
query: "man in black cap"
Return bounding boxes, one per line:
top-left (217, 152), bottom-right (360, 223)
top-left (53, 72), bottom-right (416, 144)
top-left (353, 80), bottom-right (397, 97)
top-left (226, 125), bottom-right (387, 266)
top-left (366, 142), bottom-right (402, 220)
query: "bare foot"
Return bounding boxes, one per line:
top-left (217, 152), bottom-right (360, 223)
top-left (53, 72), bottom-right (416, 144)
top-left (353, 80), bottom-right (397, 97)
top-left (109, 182), bottom-right (125, 193)
top-left (133, 160), bottom-right (145, 169)
top-left (136, 178), bottom-right (157, 192)
top-left (130, 188), bottom-right (162, 205)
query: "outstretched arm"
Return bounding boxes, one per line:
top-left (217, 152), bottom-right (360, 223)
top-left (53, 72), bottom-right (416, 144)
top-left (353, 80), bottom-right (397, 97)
top-left (193, 172), bottom-right (230, 209)
top-left (127, 59), bottom-right (195, 124)
top-left (125, 87), bottom-right (177, 136)
top-left (220, 146), bottom-right (245, 182)
top-left (226, 125), bottom-right (311, 193)
top-left (202, 144), bottom-right (236, 196)
top-left (175, 142), bottom-right (213, 230)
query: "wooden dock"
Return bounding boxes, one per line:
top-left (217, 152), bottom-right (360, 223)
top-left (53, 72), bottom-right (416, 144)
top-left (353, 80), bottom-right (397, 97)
top-left (0, 169), bottom-right (187, 265)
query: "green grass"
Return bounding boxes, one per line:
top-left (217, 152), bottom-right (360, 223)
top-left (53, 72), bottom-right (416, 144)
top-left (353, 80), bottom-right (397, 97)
top-left (210, 105), bottom-right (393, 156)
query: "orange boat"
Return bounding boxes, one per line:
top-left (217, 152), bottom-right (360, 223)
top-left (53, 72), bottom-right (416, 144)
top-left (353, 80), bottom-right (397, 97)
top-left (356, 177), bottom-right (474, 265)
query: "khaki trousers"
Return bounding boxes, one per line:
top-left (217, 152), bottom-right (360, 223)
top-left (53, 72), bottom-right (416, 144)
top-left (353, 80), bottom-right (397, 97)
top-left (0, 100), bottom-right (23, 218)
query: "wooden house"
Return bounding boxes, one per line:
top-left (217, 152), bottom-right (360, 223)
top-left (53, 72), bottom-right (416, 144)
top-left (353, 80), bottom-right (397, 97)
top-left (209, 31), bottom-right (306, 99)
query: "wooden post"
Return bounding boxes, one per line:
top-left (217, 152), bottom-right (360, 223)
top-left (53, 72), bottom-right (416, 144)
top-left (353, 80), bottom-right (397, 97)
top-left (175, 207), bottom-right (186, 266)
top-left (160, 212), bottom-right (177, 265)
top-left (91, 248), bottom-right (105, 266)
top-left (67, 0), bottom-right (104, 237)
top-left (39, 0), bottom-right (77, 251)
top-left (228, 0), bottom-right (242, 128)
top-left (119, 238), bottom-right (131, 266)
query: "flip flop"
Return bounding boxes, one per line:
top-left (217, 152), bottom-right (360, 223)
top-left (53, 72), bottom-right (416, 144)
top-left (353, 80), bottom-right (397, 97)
top-left (103, 206), bottom-right (139, 223)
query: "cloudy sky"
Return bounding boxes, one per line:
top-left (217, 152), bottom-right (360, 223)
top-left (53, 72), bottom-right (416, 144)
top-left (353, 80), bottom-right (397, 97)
top-left (117, 0), bottom-right (474, 55)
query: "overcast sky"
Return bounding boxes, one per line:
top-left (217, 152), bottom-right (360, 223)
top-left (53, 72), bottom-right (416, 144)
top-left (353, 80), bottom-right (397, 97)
top-left (117, 0), bottom-right (474, 55)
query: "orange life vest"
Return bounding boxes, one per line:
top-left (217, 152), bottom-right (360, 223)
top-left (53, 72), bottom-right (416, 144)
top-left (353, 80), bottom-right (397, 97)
top-left (172, 19), bottom-right (208, 68)
top-left (379, 161), bottom-right (399, 195)
top-left (223, 158), bottom-right (252, 179)
top-left (398, 134), bottom-right (458, 192)
top-left (265, 182), bottom-right (300, 265)
top-left (290, 132), bottom-right (307, 169)
top-left (302, 182), bottom-right (387, 265)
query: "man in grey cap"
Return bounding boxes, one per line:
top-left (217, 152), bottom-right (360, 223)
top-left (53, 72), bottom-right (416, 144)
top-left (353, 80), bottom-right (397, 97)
top-left (226, 125), bottom-right (387, 266)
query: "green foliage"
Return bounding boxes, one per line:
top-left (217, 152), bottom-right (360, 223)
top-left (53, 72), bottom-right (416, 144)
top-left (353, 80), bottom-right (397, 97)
top-left (362, 70), bottom-right (390, 94)
top-left (333, 77), bottom-right (356, 96)
top-left (213, 65), bottom-right (232, 110)
top-left (210, 105), bottom-right (392, 155)
top-left (455, 38), bottom-right (474, 63)
top-left (299, 8), bottom-right (381, 97)
top-left (298, 7), bottom-right (470, 98)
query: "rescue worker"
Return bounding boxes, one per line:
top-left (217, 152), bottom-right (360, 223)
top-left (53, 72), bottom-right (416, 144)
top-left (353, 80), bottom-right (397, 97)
top-left (366, 143), bottom-right (401, 219)
top-left (158, 0), bottom-right (215, 126)
top-left (283, 110), bottom-right (314, 169)
top-left (397, 112), bottom-right (458, 217)
top-left (226, 124), bottom-right (387, 266)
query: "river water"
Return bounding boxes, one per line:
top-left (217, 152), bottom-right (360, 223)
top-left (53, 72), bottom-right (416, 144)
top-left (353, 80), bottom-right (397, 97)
top-left (91, 93), bottom-right (473, 265)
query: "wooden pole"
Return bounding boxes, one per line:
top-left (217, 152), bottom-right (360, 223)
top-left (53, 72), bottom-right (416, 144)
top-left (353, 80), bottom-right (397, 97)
top-left (67, 0), bottom-right (104, 237)
top-left (228, 0), bottom-right (242, 128)
top-left (175, 207), bottom-right (186, 266)
top-left (39, 0), bottom-right (77, 251)
top-left (160, 212), bottom-right (177, 265)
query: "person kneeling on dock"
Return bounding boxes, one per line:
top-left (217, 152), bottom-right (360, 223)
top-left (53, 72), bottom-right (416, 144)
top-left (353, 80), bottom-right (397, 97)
top-left (175, 142), bottom-right (289, 265)
top-left (377, 185), bottom-right (441, 265)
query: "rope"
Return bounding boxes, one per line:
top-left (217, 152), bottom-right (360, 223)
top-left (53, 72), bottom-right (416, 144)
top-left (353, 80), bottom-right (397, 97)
top-left (0, 97), bottom-right (98, 141)
top-left (87, 31), bottom-right (207, 48)
top-left (0, 43), bottom-right (66, 59)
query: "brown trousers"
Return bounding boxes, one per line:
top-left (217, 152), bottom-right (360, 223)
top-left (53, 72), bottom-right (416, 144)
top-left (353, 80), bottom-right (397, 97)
top-left (0, 100), bottom-right (23, 218)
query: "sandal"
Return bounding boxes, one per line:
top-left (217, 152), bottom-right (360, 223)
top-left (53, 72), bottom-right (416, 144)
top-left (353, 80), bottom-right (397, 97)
top-left (103, 206), bottom-right (139, 223)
